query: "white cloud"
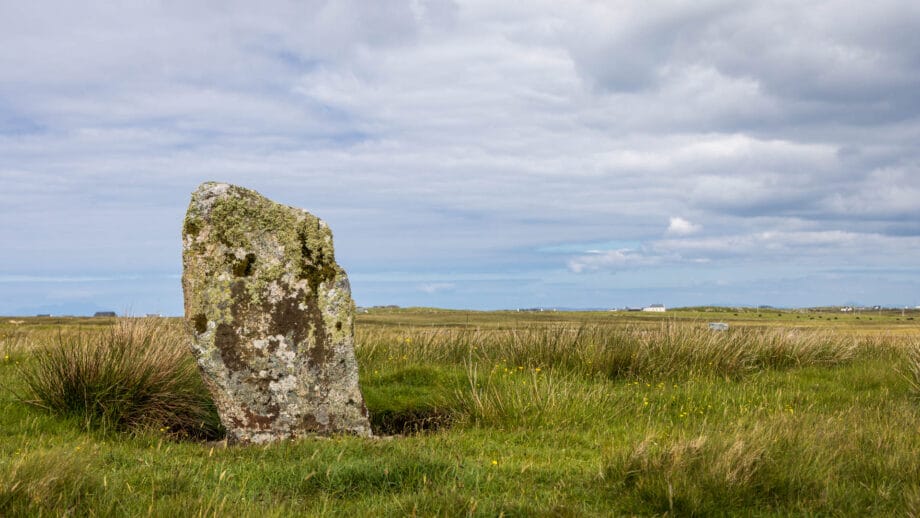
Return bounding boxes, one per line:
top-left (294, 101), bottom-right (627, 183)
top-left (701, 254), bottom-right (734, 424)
top-left (564, 228), bottom-right (920, 276)
top-left (418, 283), bottom-right (456, 294)
top-left (666, 217), bottom-right (701, 236)
top-left (568, 249), bottom-right (657, 273)
top-left (653, 230), bottom-right (920, 264)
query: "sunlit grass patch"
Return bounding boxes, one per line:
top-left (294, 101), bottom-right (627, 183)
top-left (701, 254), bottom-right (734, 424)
top-left (602, 422), bottom-right (823, 514)
top-left (2, 312), bottom-right (918, 515)
top-left (0, 444), bottom-right (102, 516)
top-left (600, 401), bottom-right (920, 515)
top-left (362, 365), bottom-right (461, 435)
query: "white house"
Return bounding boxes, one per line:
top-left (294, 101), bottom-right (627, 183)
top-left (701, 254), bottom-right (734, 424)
top-left (643, 304), bottom-right (666, 312)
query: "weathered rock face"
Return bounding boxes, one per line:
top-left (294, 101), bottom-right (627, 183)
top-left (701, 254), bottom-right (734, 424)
top-left (182, 182), bottom-right (372, 443)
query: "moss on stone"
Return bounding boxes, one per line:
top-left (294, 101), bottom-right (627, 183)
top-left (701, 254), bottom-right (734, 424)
top-left (185, 184), bottom-right (338, 309)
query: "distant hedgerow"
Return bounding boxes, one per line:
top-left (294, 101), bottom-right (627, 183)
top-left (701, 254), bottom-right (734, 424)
top-left (17, 318), bottom-right (223, 439)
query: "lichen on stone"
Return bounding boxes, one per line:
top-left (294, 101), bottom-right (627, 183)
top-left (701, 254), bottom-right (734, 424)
top-left (181, 182), bottom-right (371, 443)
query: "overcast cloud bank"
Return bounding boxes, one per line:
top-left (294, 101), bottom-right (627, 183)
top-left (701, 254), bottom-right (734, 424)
top-left (2, 1), bottom-right (919, 314)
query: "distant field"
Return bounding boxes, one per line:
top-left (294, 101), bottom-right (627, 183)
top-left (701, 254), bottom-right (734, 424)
top-left (358, 306), bottom-right (920, 333)
top-left (2, 309), bottom-right (920, 515)
top-left (4, 306), bottom-right (917, 331)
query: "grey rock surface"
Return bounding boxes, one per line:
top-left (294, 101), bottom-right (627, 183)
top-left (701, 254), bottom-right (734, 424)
top-left (182, 182), bottom-right (372, 443)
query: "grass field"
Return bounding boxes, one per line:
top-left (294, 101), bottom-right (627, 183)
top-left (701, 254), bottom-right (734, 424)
top-left (2, 308), bottom-right (920, 516)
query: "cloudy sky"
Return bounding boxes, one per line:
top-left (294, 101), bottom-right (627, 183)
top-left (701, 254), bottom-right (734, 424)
top-left (2, 1), bottom-right (919, 315)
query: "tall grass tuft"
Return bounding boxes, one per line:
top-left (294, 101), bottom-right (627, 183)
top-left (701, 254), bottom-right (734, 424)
top-left (0, 328), bottom-right (31, 365)
top-left (453, 363), bottom-right (616, 428)
top-left (16, 318), bottom-right (222, 439)
top-left (901, 339), bottom-right (920, 401)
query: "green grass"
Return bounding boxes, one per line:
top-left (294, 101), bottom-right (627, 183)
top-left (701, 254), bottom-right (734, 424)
top-left (1, 310), bottom-right (920, 516)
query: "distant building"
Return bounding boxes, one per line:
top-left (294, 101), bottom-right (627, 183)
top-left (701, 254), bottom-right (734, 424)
top-left (93, 311), bottom-right (117, 317)
top-left (708, 322), bottom-right (729, 331)
top-left (642, 304), bottom-right (666, 312)
top-left (841, 306), bottom-right (854, 312)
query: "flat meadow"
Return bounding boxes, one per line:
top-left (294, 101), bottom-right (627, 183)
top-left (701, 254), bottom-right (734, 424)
top-left (2, 308), bottom-right (920, 516)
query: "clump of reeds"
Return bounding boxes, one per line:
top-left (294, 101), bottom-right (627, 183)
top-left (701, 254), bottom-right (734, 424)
top-left (356, 322), bottom-right (860, 381)
top-left (16, 318), bottom-right (222, 439)
top-left (594, 324), bottom-right (859, 380)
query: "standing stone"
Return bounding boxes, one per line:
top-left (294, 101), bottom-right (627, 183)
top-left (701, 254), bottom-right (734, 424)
top-left (182, 182), bottom-right (372, 443)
